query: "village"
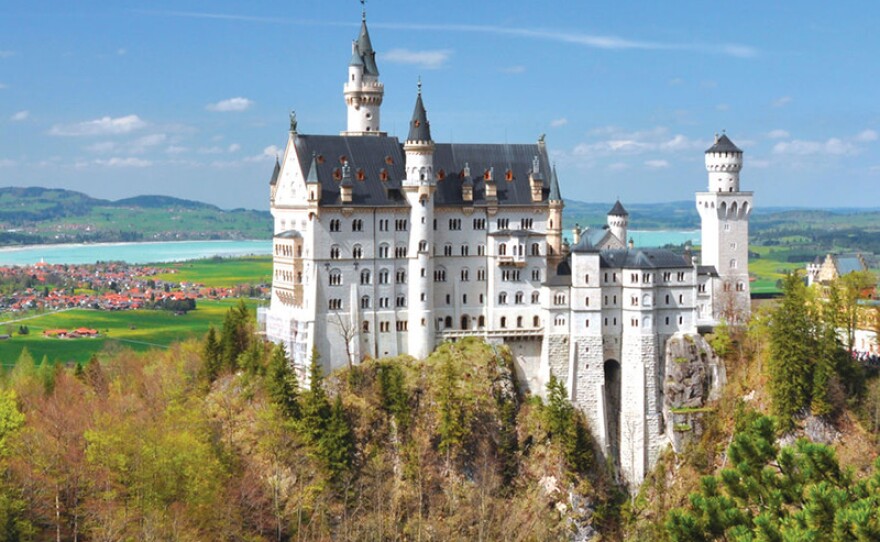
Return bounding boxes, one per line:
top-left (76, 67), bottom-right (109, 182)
top-left (0, 260), bottom-right (269, 314)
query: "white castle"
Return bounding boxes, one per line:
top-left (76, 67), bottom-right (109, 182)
top-left (259, 11), bottom-right (752, 485)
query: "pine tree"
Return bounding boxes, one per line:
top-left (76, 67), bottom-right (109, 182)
top-left (220, 300), bottom-right (252, 372)
top-left (811, 282), bottom-right (845, 417)
top-left (237, 338), bottom-right (266, 377)
top-left (320, 395), bottom-right (354, 481)
top-left (768, 272), bottom-right (814, 430)
top-left (266, 344), bottom-right (299, 420)
top-left (201, 325), bottom-right (222, 382)
top-left (298, 348), bottom-right (329, 445)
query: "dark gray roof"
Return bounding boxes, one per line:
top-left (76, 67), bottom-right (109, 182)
top-left (549, 164), bottom-right (562, 201)
top-left (407, 91), bottom-right (432, 142)
top-left (697, 265), bottom-right (718, 277)
top-left (598, 248), bottom-right (691, 269)
top-left (571, 228), bottom-right (611, 252)
top-left (305, 152), bottom-right (319, 184)
top-left (349, 45), bottom-right (364, 67)
top-left (269, 157), bottom-right (281, 186)
top-left (292, 134), bottom-right (552, 207)
top-left (608, 200), bottom-right (628, 216)
top-left (488, 229), bottom-right (543, 238)
top-left (355, 19), bottom-right (379, 76)
top-left (275, 230), bottom-right (303, 239)
top-left (705, 134), bottom-right (742, 154)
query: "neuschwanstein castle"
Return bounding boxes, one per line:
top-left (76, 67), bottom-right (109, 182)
top-left (259, 10), bottom-right (753, 484)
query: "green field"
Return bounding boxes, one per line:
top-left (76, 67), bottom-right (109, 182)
top-left (146, 256), bottom-right (272, 287)
top-left (0, 298), bottom-right (262, 367)
top-left (749, 247), bottom-right (803, 295)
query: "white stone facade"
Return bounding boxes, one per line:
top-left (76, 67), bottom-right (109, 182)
top-left (259, 11), bottom-right (751, 487)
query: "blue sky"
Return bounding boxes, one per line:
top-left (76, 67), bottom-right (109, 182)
top-left (1, 1), bottom-right (878, 210)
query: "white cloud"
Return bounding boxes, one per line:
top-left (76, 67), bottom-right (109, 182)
top-left (117, 48), bottom-right (127, 56)
top-left (0, 51), bottom-right (14, 58)
top-left (0, 83), bottom-right (7, 90)
top-left (0, 159), bottom-right (15, 167)
top-left (9, 110), bottom-right (29, 121)
top-left (750, 159), bottom-right (771, 168)
top-left (767, 129), bottom-right (789, 139)
top-left (206, 97), bottom-right (254, 112)
top-left (383, 48), bottom-right (451, 69)
top-left (94, 157), bottom-right (152, 167)
top-left (499, 65), bottom-right (526, 74)
top-left (243, 145), bottom-right (282, 163)
top-left (227, 143), bottom-right (241, 153)
top-left (645, 159), bottom-right (670, 169)
top-left (573, 126), bottom-right (706, 158)
top-left (772, 96), bottom-right (792, 108)
top-left (668, 78), bottom-right (684, 86)
top-left (607, 162), bottom-right (629, 171)
top-left (129, 133), bottom-right (167, 153)
top-left (49, 114), bottom-right (147, 136)
top-left (855, 129), bottom-right (878, 142)
top-left (166, 145), bottom-right (188, 154)
top-left (550, 117), bottom-right (568, 128)
top-left (85, 141), bottom-right (118, 153)
top-left (772, 138), bottom-right (858, 156)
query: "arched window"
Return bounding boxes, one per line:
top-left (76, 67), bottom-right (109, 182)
top-left (531, 291), bottom-right (540, 304)
top-left (531, 243), bottom-right (540, 256)
top-left (461, 268), bottom-right (469, 281)
top-left (329, 269), bottom-right (342, 286)
top-left (360, 269), bottom-right (371, 285)
top-left (396, 269), bottom-right (406, 284)
top-left (444, 316), bottom-right (453, 329)
top-left (498, 292), bottom-right (508, 305)
top-left (418, 240), bottom-right (428, 253)
top-left (352, 244), bottom-right (363, 259)
top-left (360, 296), bottom-right (370, 309)
top-left (443, 243), bottom-right (453, 256)
top-left (533, 315), bottom-right (540, 327)
top-left (478, 315), bottom-right (485, 328)
top-left (500, 316), bottom-right (507, 328)
top-left (516, 316), bottom-right (523, 328)
top-left (330, 245), bottom-right (340, 259)
top-left (378, 243), bottom-right (390, 258)
top-left (498, 243), bottom-right (507, 256)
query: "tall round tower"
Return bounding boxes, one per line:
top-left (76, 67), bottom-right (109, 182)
top-left (607, 200), bottom-right (629, 245)
top-left (696, 132), bottom-right (753, 323)
top-left (342, 10), bottom-right (385, 136)
top-left (402, 81), bottom-right (436, 358)
top-left (704, 133), bottom-right (743, 192)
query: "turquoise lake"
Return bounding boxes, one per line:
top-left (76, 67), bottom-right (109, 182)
top-left (0, 231), bottom-right (700, 266)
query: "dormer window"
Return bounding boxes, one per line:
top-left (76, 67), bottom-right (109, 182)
top-left (385, 155), bottom-right (394, 165)
top-left (437, 169), bottom-right (445, 181)
top-left (316, 154), bottom-right (325, 164)
top-left (379, 168), bottom-right (388, 181)
top-left (505, 169), bottom-right (513, 181)
top-left (333, 168), bottom-right (342, 181)
top-left (338, 155), bottom-right (347, 164)
top-left (356, 168), bottom-right (365, 181)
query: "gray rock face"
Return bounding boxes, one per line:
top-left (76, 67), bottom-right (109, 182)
top-left (662, 333), bottom-right (725, 453)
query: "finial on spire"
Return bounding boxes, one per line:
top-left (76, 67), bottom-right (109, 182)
top-left (289, 110), bottom-right (297, 133)
top-left (361, 0), bottom-right (366, 21)
top-left (417, 76), bottom-right (422, 96)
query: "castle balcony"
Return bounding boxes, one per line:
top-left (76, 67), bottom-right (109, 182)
top-left (438, 328), bottom-right (544, 341)
top-left (497, 256), bottom-right (527, 268)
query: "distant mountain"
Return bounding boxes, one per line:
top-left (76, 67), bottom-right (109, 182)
top-left (0, 186), bottom-right (271, 246)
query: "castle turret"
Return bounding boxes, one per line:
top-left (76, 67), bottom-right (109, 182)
top-left (547, 163), bottom-right (564, 273)
top-left (607, 200), bottom-right (629, 245)
top-left (402, 81), bottom-right (436, 359)
top-left (529, 155), bottom-right (544, 202)
top-left (697, 133), bottom-right (753, 323)
top-left (305, 152), bottom-right (321, 205)
top-left (342, 9), bottom-right (385, 136)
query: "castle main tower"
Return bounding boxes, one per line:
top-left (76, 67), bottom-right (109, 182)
top-left (342, 10), bottom-right (385, 136)
top-left (696, 133), bottom-right (753, 322)
top-left (402, 82), bottom-right (436, 358)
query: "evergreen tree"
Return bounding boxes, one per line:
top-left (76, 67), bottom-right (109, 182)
top-left (436, 350), bottom-right (467, 461)
top-left (377, 362), bottom-right (410, 432)
top-left (768, 273), bottom-right (814, 430)
top-left (298, 348), bottom-right (330, 445)
top-left (84, 354), bottom-right (109, 398)
top-left (237, 338), bottom-right (266, 377)
top-left (220, 300), bottom-right (252, 372)
top-left (812, 282), bottom-right (845, 417)
top-left (266, 344), bottom-right (299, 420)
top-left (545, 375), bottom-right (593, 474)
top-left (201, 325), bottom-right (222, 382)
top-left (320, 395), bottom-right (354, 481)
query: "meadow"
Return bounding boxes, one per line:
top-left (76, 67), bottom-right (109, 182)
top-left (0, 298), bottom-right (261, 367)
top-left (145, 255), bottom-right (272, 287)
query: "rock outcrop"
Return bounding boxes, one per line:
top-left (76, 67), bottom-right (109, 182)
top-left (662, 333), bottom-right (725, 453)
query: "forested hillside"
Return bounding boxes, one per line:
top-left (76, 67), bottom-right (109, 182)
top-left (0, 305), bottom-right (622, 541)
top-left (0, 187), bottom-right (271, 245)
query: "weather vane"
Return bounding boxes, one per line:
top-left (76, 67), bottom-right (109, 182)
top-left (360, 0), bottom-right (366, 20)
top-left (289, 110), bottom-right (297, 132)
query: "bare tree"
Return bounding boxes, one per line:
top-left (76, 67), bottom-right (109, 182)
top-left (331, 310), bottom-right (358, 370)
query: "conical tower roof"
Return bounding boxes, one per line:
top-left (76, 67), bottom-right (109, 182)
top-left (356, 15), bottom-right (379, 76)
top-left (269, 156), bottom-right (281, 186)
top-left (305, 152), bottom-right (320, 184)
top-left (608, 200), bottom-right (628, 216)
top-left (407, 82), bottom-right (432, 142)
top-left (549, 164), bottom-right (562, 201)
top-left (705, 133), bottom-right (741, 154)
